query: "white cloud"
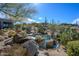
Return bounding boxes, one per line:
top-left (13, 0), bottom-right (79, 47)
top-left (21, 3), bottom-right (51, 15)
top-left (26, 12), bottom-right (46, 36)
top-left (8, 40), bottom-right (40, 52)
top-left (14, 18), bottom-right (40, 24)
top-left (27, 18), bottom-right (35, 22)
top-left (14, 22), bottom-right (22, 25)
top-left (72, 18), bottom-right (79, 24)
top-left (38, 17), bottom-right (42, 20)
top-left (22, 18), bottom-right (40, 23)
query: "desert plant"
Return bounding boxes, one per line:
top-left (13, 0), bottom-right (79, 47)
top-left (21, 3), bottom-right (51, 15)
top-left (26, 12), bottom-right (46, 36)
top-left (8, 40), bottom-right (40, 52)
top-left (7, 29), bottom-right (16, 38)
top-left (58, 28), bottom-right (74, 45)
top-left (67, 40), bottom-right (79, 56)
top-left (18, 30), bottom-right (27, 38)
top-left (35, 35), bottom-right (43, 44)
top-left (0, 30), bottom-right (4, 35)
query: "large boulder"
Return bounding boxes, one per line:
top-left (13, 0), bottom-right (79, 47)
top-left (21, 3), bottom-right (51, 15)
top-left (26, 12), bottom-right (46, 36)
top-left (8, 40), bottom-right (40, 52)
top-left (22, 40), bottom-right (39, 56)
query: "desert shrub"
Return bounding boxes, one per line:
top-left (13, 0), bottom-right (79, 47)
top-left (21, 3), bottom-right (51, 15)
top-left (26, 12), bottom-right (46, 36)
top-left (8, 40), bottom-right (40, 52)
top-left (67, 40), bottom-right (79, 56)
top-left (18, 30), bottom-right (27, 38)
top-left (38, 26), bottom-right (46, 34)
top-left (58, 28), bottom-right (77, 45)
top-left (57, 26), bottom-right (79, 45)
top-left (2, 29), bottom-right (8, 32)
top-left (35, 35), bottom-right (46, 48)
top-left (7, 30), bottom-right (16, 38)
top-left (35, 35), bottom-right (43, 44)
top-left (0, 30), bottom-right (4, 35)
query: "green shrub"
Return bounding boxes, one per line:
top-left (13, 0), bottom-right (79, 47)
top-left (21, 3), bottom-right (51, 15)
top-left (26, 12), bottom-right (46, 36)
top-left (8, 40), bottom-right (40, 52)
top-left (67, 40), bottom-right (79, 56)
top-left (58, 28), bottom-right (79, 45)
top-left (18, 30), bottom-right (27, 38)
top-left (35, 35), bottom-right (43, 44)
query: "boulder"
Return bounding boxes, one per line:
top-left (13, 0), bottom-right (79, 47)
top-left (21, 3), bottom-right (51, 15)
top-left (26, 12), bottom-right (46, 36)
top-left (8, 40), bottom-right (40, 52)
top-left (38, 40), bottom-right (46, 49)
top-left (4, 38), bottom-right (13, 45)
top-left (22, 40), bottom-right (39, 56)
top-left (13, 34), bottom-right (28, 43)
top-left (35, 39), bottom-right (46, 49)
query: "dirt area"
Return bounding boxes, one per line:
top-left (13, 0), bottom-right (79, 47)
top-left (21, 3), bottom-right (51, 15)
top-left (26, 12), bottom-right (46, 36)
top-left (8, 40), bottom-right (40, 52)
top-left (38, 46), bottom-right (67, 56)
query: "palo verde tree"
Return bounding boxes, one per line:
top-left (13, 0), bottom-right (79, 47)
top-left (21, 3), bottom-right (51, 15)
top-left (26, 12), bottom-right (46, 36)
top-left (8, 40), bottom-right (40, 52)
top-left (0, 3), bottom-right (37, 20)
top-left (0, 3), bottom-right (37, 29)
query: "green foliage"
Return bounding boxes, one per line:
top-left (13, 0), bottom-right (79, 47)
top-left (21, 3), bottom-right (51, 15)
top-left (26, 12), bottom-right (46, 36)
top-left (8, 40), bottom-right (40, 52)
top-left (57, 27), bottom-right (79, 45)
top-left (67, 40), bottom-right (79, 56)
top-left (58, 28), bottom-right (73, 45)
top-left (38, 26), bottom-right (46, 34)
top-left (18, 30), bottom-right (27, 38)
top-left (35, 23), bottom-right (46, 34)
top-left (35, 35), bottom-right (43, 44)
top-left (15, 24), bottom-right (22, 30)
top-left (48, 24), bottom-right (59, 30)
top-left (72, 29), bottom-right (79, 40)
top-left (36, 35), bottom-right (43, 40)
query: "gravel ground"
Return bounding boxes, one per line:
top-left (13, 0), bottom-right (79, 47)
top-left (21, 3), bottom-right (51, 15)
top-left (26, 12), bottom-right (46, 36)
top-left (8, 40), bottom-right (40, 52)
top-left (38, 46), bottom-right (67, 56)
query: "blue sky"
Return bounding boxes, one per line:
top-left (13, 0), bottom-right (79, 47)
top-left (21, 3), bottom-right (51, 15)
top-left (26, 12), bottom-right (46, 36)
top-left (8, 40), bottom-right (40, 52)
top-left (33, 3), bottom-right (79, 24)
top-left (0, 3), bottom-right (79, 24)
